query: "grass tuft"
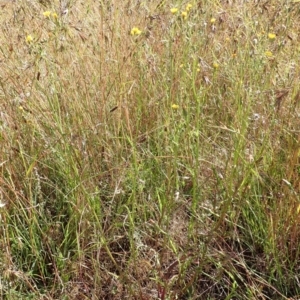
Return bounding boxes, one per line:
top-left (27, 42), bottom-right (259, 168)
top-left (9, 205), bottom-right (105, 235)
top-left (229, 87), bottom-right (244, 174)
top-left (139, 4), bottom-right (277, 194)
top-left (0, 0), bottom-right (299, 299)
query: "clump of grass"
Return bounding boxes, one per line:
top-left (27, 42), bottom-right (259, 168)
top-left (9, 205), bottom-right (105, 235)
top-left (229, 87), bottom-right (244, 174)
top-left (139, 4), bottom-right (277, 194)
top-left (0, 0), bottom-right (299, 299)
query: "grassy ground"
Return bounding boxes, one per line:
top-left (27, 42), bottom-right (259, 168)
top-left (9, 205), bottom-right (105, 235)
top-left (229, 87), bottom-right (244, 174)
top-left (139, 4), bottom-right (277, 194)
top-left (0, 0), bottom-right (299, 299)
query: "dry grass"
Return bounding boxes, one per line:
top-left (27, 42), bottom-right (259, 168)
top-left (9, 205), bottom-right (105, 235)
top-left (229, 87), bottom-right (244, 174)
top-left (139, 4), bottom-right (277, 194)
top-left (0, 0), bottom-right (299, 299)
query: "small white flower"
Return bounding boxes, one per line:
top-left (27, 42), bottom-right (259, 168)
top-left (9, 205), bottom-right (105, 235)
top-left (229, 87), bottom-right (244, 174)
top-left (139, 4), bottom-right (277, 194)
top-left (249, 113), bottom-right (261, 121)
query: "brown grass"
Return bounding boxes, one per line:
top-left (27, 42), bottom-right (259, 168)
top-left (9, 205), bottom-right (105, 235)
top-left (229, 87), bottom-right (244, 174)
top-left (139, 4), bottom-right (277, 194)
top-left (0, 0), bottom-right (299, 299)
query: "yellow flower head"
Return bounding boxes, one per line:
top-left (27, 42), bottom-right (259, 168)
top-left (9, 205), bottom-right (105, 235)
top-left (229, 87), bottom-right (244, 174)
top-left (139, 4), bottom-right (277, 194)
top-left (52, 12), bottom-right (58, 19)
top-left (26, 34), bottom-right (33, 43)
top-left (265, 50), bottom-right (273, 57)
top-left (130, 27), bottom-right (142, 36)
top-left (213, 62), bottom-right (219, 69)
top-left (171, 104), bottom-right (179, 109)
top-left (268, 33), bottom-right (276, 40)
top-left (170, 8), bottom-right (178, 14)
top-left (210, 17), bottom-right (216, 24)
top-left (181, 11), bottom-right (188, 20)
top-left (43, 11), bottom-right (51, 18)
top-left (186, 3), bottom-right (193, 11)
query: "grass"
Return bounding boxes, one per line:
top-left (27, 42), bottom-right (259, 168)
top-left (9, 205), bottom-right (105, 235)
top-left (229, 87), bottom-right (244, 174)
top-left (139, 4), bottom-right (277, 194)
top-left (0, 0), bottom-right (299, 299)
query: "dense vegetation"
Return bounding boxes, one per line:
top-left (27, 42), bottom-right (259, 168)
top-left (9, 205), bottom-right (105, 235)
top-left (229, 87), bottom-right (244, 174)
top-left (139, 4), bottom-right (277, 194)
top-left (0, 0), bottom-right (299, 299)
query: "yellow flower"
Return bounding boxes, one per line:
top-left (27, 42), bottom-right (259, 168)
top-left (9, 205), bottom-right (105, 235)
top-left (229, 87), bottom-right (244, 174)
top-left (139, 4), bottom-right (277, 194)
top-left (210, 17), bottom-right (216, 24)
top-left (52, 12), bottom-right (58, 19)
top-left (171, 104), bottom-right (179, 109)
top-left (43, 11), bottom-right (51, 18)
top-left (170, 8), bottom-right (178, 14)
top-left (130, 27), bottom-right (142, 36)
top-left (186, 3), bottom-right (193, 11)
top-left (265, 50), bottom-right (273, 57)
top-left (181, 11), bottom-right (188, 20)
top-left (26, 34), bottom-right (33, 43)
top-left (268, 33), bottom-right (276, 40)
top-left (213, 62), bottom-right (219, 69)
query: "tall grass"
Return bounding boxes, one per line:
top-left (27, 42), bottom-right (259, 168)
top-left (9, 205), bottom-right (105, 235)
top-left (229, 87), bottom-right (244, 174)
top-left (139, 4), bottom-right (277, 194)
top-left (0, 0), bottom-right (299, 299)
